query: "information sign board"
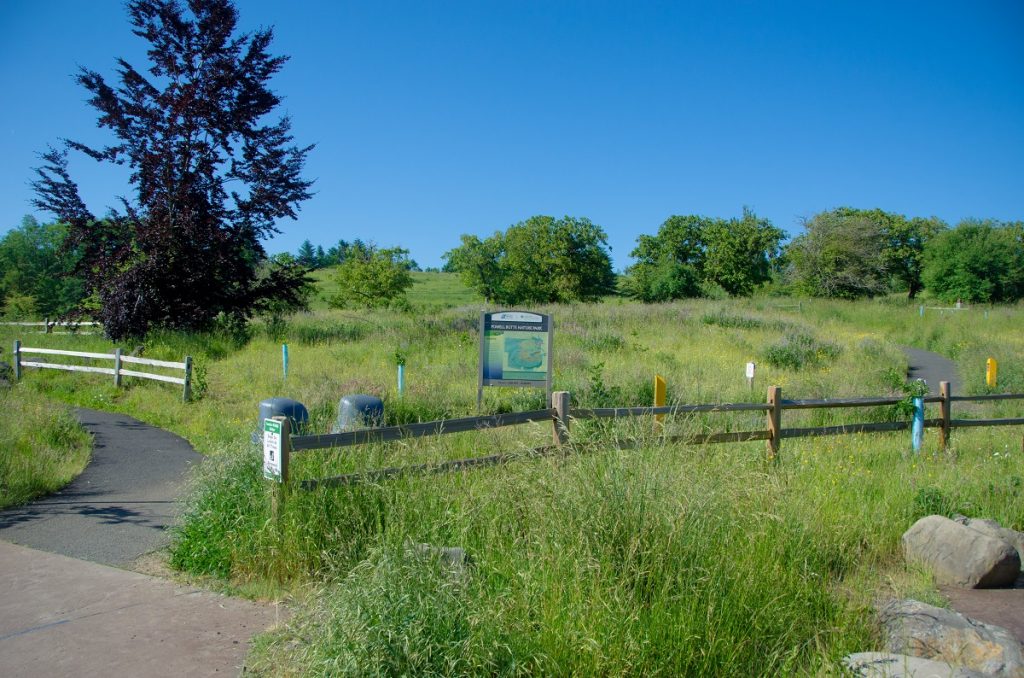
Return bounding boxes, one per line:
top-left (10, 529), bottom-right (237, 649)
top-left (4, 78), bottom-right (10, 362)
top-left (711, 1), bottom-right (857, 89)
top-left (478, 311), bottom-right (553, 404)
top-left (263, 418), bottom-right (283, 481)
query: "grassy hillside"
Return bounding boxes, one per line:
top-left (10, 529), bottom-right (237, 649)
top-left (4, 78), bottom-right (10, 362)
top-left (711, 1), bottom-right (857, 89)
top-left (308, 269), bottom-right (482, 310)
top-left (3, 288), bottom-right (1022, 675)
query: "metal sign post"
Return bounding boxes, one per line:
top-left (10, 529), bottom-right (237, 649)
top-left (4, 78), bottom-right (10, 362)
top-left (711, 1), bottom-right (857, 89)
top-left (478, 311), bottom-right (553, 409)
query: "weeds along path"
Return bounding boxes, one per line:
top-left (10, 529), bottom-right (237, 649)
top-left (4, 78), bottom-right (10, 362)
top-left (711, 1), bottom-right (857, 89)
top-left (0, 408), bottom-right (201, 567)
top-left (0, 409), bottom-right (283, 678)
top-left (903, 346), bottom-right (962, 394)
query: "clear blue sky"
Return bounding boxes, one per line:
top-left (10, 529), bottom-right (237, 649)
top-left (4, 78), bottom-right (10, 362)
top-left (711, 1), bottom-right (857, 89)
top-left (2, 1), bottom-right (1022, 270)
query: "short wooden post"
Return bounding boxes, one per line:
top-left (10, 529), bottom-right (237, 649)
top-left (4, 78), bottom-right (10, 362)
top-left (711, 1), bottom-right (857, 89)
top-left (113, 348), bottom-right (123, 387)
top-left (552, 390), bottom-right (571, 445)
top-left (767, 385), bottom-right (782, 462)
top-left (939, 381), bottom-right (951, 451)
top-left (182, 356), bottom-right (193, 402)
top-left (13, 339), bottom-right (22, 380)
top-left (44, 318), bottom-right (51, 334)
top-left (653, 374), bottom-right (666, 433)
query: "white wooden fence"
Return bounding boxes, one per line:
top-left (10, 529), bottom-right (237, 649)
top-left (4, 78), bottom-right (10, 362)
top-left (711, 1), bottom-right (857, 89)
top-left (12, 340), bottom-right (193, 402)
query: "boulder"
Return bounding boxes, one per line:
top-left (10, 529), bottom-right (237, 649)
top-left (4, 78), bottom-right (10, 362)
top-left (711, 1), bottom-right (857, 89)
top-left (844, 652), bottom-right (987, 677)
top-left (953, 516), bottom-right (1024, 572)
top-left (903, 515), bottom-right (1020, 588)
top-left (880, 599), bottom-right (1024, 677)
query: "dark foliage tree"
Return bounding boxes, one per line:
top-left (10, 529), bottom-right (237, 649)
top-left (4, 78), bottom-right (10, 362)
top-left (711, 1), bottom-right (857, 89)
top-left (31, 0), bottom-right (313, 339)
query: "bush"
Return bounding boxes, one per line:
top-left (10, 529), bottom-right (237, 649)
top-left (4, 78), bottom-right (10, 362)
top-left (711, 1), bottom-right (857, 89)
top-left (762, 332), bottom-right (841, 370)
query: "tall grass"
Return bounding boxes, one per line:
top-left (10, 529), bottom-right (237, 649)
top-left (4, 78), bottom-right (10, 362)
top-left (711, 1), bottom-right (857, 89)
top-left (3, 277), bottom-right (1021, 674)
top-left (235, 428), bottom-right (1023, 676)
top-left (0, 387), bottom-right (92, 508)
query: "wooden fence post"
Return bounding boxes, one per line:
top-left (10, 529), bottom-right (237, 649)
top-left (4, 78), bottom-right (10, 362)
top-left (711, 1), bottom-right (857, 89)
top-left (939, 381), bottom-right (951, 451)
top-left (767, 385), bottom-right (782, 462)
top-left (182, 356), bottom-right (193, 402)
top-left (653, 374), bottom-right (666, 433)
top-left (552, 390), bottom-right (571, 445)
top-left (12, 339), bottom-right (21, 380)
top-left (113, 348), bottom-right (123, 388)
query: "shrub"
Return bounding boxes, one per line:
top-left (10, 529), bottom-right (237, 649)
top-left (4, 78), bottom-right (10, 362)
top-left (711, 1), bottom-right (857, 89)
top-left (762, 332), bottom-right (841, 370)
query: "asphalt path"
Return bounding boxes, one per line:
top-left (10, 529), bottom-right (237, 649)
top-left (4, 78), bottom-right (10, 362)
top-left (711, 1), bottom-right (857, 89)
top-left (903, 347), bottom-right (1024, 642)
top-left (0, 408), bottom-right (202, 567)
top-left (904, 347), bottom-right (962, 395)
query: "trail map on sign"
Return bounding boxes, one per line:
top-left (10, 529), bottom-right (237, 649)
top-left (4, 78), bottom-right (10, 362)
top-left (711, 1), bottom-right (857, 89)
top-left (479, 312), bottom-right (551, 388)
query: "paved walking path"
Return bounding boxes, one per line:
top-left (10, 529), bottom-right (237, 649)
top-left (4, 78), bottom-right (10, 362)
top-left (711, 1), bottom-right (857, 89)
top-left (903, 347), bottom-right (962, 395)
top-left (0, 408), bottom-right (201, 566)
top-left (903, 347), bottom-right (1023, 642)
top-left (0, 408), bottom-right (281, 677)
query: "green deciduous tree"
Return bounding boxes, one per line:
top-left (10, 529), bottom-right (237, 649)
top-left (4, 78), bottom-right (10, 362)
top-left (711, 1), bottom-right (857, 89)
top-left (826, 207), bottom-right (946, 298)
top-left (702, 209), bottom-right (785, 296)
top-left (788, 210), bottom-right (890, 299)
top-left (622, 210), bottom-right (782, 301)
top-left (788, 207), bottom-right (949, 299)
top-left (329, 245), bottom-right (414, 309)
top-left (0, 216), bottom-right (85, 318)
top-left (922, 219), bottom-right (1024, 303)
top-left (444, 216), bottom-right (615, 305)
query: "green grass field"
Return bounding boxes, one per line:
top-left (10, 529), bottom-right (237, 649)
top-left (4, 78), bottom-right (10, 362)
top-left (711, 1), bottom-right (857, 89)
top-left (3, 273), bottom-right (1022, 675)
top-left (309, 269), bottom-right (482, 311)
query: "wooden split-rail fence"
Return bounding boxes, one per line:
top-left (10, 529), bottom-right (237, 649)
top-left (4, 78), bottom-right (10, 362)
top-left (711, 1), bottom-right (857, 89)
top-left (11, 340), bottom-right (193, 402)
top-left (266, 382), bottom-right (1024, 491)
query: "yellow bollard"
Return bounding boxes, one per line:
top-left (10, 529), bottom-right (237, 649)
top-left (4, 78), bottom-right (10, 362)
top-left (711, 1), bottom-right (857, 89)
top-left (986, 358), bottom-right (997, 389)
top-left (654, 374), bottom-right (666, 432)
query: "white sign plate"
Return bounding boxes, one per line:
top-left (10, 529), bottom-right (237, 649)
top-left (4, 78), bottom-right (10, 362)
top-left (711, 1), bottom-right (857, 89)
top-left (745, 362), bottom-right (756, 379)
top-left (263, 418), bottom-right (283, 481)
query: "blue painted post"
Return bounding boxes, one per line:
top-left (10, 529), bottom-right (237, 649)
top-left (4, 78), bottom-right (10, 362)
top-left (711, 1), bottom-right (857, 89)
top-left (397, 363), bottom-right (405, 397)
top-left (911, 396), bottom-right (924, 453)
top-left (282, 343), bottom-right (289, 383)
top-left (919, 305), bottom-right (924, 317)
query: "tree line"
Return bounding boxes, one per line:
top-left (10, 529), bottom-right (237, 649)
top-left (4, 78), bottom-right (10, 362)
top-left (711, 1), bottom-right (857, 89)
top-left (441, 208), bottom-right (1023, 306)
top-left (3, 207), bottom-right (1023, 321)
top-left (6, 0), bottom-right (1022, 336)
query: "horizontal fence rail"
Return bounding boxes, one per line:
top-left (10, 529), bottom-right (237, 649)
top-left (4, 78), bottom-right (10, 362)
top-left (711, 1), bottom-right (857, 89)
top-left (271, 380), bottom-right (1022, 492)
top-left (290, 408), bottom-right (557, 451)
top-left (12, 340), bottom-right (193, 402)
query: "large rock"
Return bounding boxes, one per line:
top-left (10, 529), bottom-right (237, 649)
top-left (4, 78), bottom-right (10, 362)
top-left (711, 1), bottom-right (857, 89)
top-left (953, 516), bottom-right (1024, 572)
top-left (844, 652), bottom-right (987, 677)
top-left (880, 599), bottom-right (1024, 677)
top-left (903, 516), bottom-right (1020, 588)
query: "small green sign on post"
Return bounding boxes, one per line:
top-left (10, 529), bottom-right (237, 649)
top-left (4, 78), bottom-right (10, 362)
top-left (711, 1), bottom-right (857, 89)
top-left (262, 416), bottom-right (289, 483)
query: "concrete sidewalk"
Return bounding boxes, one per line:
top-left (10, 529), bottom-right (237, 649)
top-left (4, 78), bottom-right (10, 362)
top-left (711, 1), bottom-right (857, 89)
top-left (0, 541), bottom-right (282, 677)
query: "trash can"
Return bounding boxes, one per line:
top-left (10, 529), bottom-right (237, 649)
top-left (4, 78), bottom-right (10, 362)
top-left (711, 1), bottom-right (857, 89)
top-left (333, 394), bottom-right (384, 432)
top-left (254, 397), bottom-right (309, 442)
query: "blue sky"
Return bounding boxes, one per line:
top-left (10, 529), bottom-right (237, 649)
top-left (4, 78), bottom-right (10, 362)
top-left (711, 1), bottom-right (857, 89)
top-left (1, 1), bottom-right (1022, 270)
